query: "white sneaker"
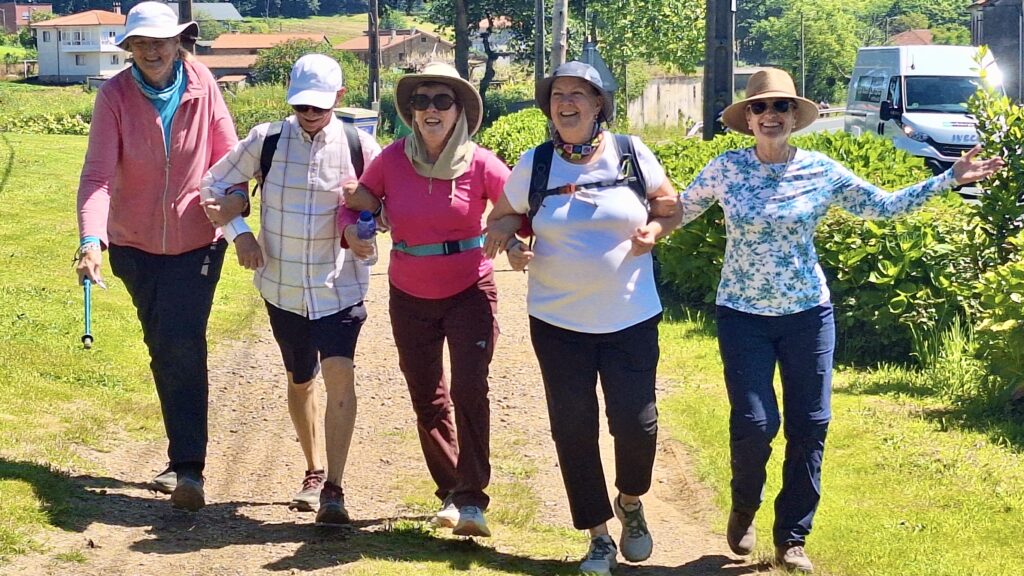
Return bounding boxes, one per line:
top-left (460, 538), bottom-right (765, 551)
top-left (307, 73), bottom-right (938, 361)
top-left (452, 505), bottom-right (491, 537)
top-left (580, 534), bottom-right (618, 575)
top-left (434, 497), bottom-right (459, 528)
top-left (613, 496), bottom-right (653, 562)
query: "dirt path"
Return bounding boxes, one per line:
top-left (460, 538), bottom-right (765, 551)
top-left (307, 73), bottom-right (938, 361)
top-left (2, 240), bottom-right (774, 576)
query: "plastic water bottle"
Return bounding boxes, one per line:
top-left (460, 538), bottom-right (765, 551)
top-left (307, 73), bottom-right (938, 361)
top-left (355, 210), bottom-right (378, 266)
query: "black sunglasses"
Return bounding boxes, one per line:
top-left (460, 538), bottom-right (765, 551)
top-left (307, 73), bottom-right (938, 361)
top-left (748, 100), bottom-right (795, 115)
top-left (292, 104), bottom-right (330, 114)
top-left (410, 93), bottom-right (457, 111)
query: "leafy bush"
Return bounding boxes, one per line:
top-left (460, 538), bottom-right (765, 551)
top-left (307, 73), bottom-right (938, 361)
top-left (653, 130), bottom-right (972, 364)
top-left (476, 108), bottom-right (547, 165)
top-left (0, 83), bottom-right (94, 135)
top-left (250, 40), bottom-right (369, 106)
top-left (223, 84), bottom-right (291, 137)
top-left (481, 81), bottom-right (533, 129)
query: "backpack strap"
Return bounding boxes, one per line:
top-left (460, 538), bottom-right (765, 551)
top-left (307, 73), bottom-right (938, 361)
top-left (613, 133), bottom-right (649, 208)
top-left (527, 140), bottom-right (556, 224)
top-left (343, 121), bottom-right (364, 178)
top-left (257, 121), bottom-right (284, 191)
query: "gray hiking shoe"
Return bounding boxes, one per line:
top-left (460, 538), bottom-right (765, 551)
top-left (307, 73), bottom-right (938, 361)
top-left (452, 505), bottom-right (491, 537)
top-left (288, 469), bottom-right (325, 512)
top-left (579, 534), bottom-right (618, 575)
top-left (314, 481), bottom-right (350, 526)
top-left (727, 509), bottom-right (756, 556)
top-left (434, 494), bottom-right (459, 528)
top-left (170, 475), bottom-right (205, 512)
top-left (775, 543), bottom-right (814, 573)
top-left (151, 465), bottom-right (176, 494)
top-left (613, 496), bottom-right (653, 562)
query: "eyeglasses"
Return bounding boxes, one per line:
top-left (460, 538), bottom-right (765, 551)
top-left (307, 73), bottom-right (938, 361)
top-left (292, 104), bottom-right (330, 114)
top-left (748, 100), bottom-right (795, 115)
top-left (410, 93), bottom-right (457, 111)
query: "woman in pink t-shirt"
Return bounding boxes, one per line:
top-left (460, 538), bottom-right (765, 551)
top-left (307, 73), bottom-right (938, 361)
top-left (342, 62), bottom-right (509, 537)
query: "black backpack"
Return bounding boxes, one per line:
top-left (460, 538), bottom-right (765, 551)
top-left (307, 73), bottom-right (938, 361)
top-left (526, 133), bottom-right (648, 224)
top-left (245, 119), bottom-right (364, 216)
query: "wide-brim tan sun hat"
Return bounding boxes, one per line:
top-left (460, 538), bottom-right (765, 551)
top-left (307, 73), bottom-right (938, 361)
top-left (396, 62), bottom-right (483, 137)
top-left (115, 1), bottom-right (198, 49)
top-left (721, 68), bottom-right (818, 135)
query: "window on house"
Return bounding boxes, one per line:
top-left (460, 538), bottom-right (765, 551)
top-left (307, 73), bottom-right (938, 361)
top-left (111, 55), bottom-right (119, 65)
top-left (398, 52), bottom-right (405, 61)
top-left (421, 36), bottom-right (427, 42)
top-left (42, 31), bottom-right (50, 42)
top-left (75, 54), bottom-right (85, 66)
top-left (108, 31), bottom-right (116, 38)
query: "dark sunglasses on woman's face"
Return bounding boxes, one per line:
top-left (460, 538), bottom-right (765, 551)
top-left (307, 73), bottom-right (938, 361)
top-left (748, 100), bottom-right (794, 115)
top-left (410, 93), bottom-right (457, 111)
top-left (293, 104), bottom-right (330, 114)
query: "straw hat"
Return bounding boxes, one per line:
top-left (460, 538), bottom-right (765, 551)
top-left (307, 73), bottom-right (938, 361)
top-left (535, 61), bottom-right (615, 123)
top-left (395, 62), bottom-right (483, 136)
top-left (721, 68), bottom-right (818, 135)
top-left (115, 1), bottom-right (198, 49)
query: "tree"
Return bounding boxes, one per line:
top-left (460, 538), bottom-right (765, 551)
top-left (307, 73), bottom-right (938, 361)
top-left (889, 12), bottom-right (929, 35)
top-left (589, 0), bottom-right (704, 73)
top-left (932, 24), bottom-right (970, 46)
top-left (752, 0), bottom-right (862, 102)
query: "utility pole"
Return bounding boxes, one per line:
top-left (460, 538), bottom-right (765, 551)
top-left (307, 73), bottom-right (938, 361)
top-left (800, 11), bottom-right (805, 96)
top-left (179, 0), bottom-right (194, 52)
top-left (454, 0), bottom-right (469, 79)
top-left (702, 0), bottom-right (735, 140)
top-left (551, 0), bottom-right (568, 70)
top-left (534, 0), bottom-right (545, 81)
top-left (368, 0), bottom-right (380, 109)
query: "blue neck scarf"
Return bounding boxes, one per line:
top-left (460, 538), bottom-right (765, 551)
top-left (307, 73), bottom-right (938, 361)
top-left (132, 60), bottom-right (187, 154)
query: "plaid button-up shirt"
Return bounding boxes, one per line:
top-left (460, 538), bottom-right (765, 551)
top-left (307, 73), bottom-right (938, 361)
top-left (202, 115), bottom-right (382, 319)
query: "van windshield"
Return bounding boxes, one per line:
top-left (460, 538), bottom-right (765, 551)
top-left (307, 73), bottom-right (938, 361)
top-left (904, 76), bottom-right (982, 114)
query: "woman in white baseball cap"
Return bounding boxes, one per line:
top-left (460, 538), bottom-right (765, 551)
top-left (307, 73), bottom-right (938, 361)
top-left (76, 1), bottom-right (240, 513)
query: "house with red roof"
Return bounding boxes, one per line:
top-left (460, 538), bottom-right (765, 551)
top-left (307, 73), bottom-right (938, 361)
top-left (31, 8), bottom-right (127, 84)
top-left (338, 28), bottom-right (453, 69)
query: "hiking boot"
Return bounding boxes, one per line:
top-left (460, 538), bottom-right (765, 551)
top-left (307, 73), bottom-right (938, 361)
top-left (434, 494), bottom-right (459, 528)
top-left (775, 543), bottom-right (814, 573)
top-left (170, 474), bottom-right (205, 512)
top-left (150, 465), bottom-right (176, 494)
top-left (726, 509), bottom-right (756, 556)
top-left (314, 481), bottom-right (350, 526)
top-left (579, 534), bottom-right (618, 576)
top-left (288, 469), bottom-right (325, 512)
top-left (613, 495), bottom-right (653, 562)
top-left (452, 505), bottom-right (491, 537)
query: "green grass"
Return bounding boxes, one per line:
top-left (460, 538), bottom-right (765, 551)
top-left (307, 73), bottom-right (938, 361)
top-left (0, 133), bottom-right (261, 561)
top-left (658, 309), bottom-right (1024, 576)
top-left (256, 14), bottom-right (441, 45)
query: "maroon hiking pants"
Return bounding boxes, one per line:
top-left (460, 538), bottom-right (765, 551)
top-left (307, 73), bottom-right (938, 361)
top-left (389, 272), bottom-right (498, 509)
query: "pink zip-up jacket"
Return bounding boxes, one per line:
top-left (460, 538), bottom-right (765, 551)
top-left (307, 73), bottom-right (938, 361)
top-left (77, 59), bottom-right (239, 255)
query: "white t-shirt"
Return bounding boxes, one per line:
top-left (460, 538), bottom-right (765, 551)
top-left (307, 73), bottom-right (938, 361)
top-left (504, 135), bottom-right (667, 333)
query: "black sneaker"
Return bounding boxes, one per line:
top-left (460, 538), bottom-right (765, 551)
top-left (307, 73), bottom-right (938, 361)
top-left (727, 509), bottom-right (756, 556)
top-left (170, 473), bottom-right (205, 512)
top-left (314, 481), bottom-right (350, 526)
top-left (150, 465), bottom-right (176, 494)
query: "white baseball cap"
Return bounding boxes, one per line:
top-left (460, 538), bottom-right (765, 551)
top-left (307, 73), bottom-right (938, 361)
top-left (287, 54), bottom-right (344, 110)
top-left (115, 2), bottom-right (198, 48)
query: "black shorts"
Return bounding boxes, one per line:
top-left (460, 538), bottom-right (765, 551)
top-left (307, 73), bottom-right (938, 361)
top-left (265, 301), bottom-right (367, 383)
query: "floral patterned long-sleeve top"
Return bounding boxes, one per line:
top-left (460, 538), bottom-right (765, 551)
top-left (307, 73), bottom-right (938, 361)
top-left (681, 147), bottom-right (956, 316)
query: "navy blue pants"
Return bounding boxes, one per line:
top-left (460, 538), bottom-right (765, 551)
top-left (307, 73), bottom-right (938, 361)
top-left (109, 240), bottom-right (226, 473)
top-left (530, 314), bottom-right (660, 530)
top-left (716, 304), bottom-right (834, 547)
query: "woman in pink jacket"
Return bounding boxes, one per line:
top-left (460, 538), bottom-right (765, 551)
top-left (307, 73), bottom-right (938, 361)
top-left (75, 2), bottom-right (239, 512)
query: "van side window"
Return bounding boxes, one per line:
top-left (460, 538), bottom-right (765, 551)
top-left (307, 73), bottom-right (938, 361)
top-left (855, 76), bottom-right (885, 103)
top-left (886, 77), bottom-right (901, 109)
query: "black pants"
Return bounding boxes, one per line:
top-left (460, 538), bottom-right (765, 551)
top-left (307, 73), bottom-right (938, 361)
top-left (109, 240), bottom-right (226, 472)
top-left (530, 314), bottom-right (661, 530)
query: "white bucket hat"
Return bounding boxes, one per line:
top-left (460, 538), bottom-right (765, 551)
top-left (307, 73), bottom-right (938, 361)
top-left (286, 54), bottom-right (344, 110)
top-left (115, 1), bottom-right (198, 49)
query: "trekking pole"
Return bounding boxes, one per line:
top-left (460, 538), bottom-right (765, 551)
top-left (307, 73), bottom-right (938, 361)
top-left (82, 278), bottom-right (93, 349)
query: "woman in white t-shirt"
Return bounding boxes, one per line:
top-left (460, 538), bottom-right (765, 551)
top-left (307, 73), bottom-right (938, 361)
top-left (485, 62), bottom-right (681, 576)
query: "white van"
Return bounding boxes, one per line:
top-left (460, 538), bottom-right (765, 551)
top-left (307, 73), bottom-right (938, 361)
top-left (845, 45), bottom-right (1002, 175)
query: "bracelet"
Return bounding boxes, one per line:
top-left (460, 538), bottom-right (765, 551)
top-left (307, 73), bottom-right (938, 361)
top-left (80, 242), bottom-right (101, 253)
top-left (228, 189), bottom-right (249, 203)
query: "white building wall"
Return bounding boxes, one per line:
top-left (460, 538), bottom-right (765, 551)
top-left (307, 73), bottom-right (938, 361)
top-left (36, 24), bottom-right (127, 83)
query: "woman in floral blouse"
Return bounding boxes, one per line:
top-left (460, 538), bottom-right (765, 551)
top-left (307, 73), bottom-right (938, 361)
top-left (680, 69), bottom-right (1002, 573)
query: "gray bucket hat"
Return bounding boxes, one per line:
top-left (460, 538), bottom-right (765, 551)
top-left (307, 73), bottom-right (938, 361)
top-left (535, 61), bottom-right (614, 122)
